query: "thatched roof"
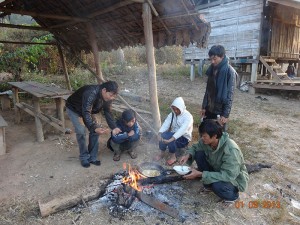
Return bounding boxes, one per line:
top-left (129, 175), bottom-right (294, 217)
top-left (0, 0), bottom-right (211, 52)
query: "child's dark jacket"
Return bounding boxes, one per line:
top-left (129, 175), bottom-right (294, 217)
top-left (111, 119), bottom-right (141, 144)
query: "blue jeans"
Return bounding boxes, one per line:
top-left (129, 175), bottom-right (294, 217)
top-left (159, 131), bottom-right (189, 154)
top-left (194, 151), bottom-right (239, 201)
top-left (66, 108), bottom-right (99, 163)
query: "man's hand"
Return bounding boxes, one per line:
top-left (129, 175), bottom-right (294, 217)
top-left (112, 127), bottom-right (122, 135)
top-left (95, 127), bottom-right (110, 134)
top-left (179, 154), bottom-right (190, 165)
top-left (183, 168), bottom-right (202, 180)
top-left (200, 109), bottom-right (206, 119)
top-left (128, 130), bottom-right (134, 136)
top-left (220, 116), bottom-right (228, 125)
top-left (157, 133), bottom-right (162, 141)
top-left (162, 136), bottom-right (175, 144)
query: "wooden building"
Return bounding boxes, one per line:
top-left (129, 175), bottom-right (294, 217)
top-left (194, 0), bottom-right (300, 92)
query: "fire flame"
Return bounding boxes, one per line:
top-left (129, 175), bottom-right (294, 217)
top-left (122, 163), bottom-right (146, 191)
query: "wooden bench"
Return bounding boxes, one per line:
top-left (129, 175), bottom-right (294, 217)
top-left (0, 115), bottom-right (8, 155)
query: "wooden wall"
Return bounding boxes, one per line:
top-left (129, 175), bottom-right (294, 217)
top-left (270, 4), bottom-right (300, 59)
top-left (196, 0), bottom-right (263, 59)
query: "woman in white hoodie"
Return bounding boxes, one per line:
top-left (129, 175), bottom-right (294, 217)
top-left (156, 97), bottom-right (194, 165)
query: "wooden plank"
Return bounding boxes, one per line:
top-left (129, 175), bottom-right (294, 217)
top-left (263, 58), bottom-right (276, 63)
top-left (22, 103), bottom-right (63, 126)
top-left (16, 103), bottom-right (65, 133)
top-left (255, 79), bottom-right (292, 84)
top-left (8, 81), bottom-right (72, 98)
top-left (0, 7), bottom-right (87, 22)
top-left (268, 0), bottom-right (300, 10)
top-left (259, 56), bottom-right (283, 82)
top-left (0, 40), bottom-right (55, 45)
top-left (253, 83), bottom-right (300, 91)
top-left (0, 23), bottom-right (47, 31)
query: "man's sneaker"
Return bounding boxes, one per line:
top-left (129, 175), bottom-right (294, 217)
top-left (81, 161), bottom-right (90, 168)
top-left (90, 160), bottom-right (101, 166)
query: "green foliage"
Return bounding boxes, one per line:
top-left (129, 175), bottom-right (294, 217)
top-left (102, 64), bottom-right (127, 76)
top-left (123, 46), bottom-right (147, 65)
top-left (157, 64), bottom-right (190, 78)
top-left (22, 72), bottom-right (51, 84)
top-left (69, 67), bottom-right (96, 90)
top-left (155, 46), bottom-right (183, 64)
top-left (0, 34), bottom-right (53, 73)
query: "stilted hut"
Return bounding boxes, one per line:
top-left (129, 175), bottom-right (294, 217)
top-left (194, 0), bottom-right (300, 92)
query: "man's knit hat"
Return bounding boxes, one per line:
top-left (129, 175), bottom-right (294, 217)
top-left (122, 109), bottom-right (135, 122)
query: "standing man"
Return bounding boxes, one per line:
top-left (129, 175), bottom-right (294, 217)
top-left (201, 45), bottom-right (236, 129)
top-left (66, 81), bottom-right (120, 168)
top-left (179, 120), bottom-right (249, 203)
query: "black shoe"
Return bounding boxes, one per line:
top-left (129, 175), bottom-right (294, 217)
top-left (90, 160), bottom-right (101, 166)
top-left (81, 161), bottom-right (90, 168)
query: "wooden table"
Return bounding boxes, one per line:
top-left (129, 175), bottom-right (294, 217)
top-left (8, 81), bottom-right (72, 142)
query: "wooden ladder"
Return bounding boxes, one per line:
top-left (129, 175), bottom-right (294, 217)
top-left (259, 56), bottom-right (292, 83)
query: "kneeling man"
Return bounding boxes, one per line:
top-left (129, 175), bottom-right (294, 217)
top-left (179, 119), bottom-right (249, 202)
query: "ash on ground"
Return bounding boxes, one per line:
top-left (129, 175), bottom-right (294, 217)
top-left (88, 171), bottom-right (202, 223)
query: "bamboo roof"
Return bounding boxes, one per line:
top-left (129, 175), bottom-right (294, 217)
top-left (0, 0), bottom-right (211, 52)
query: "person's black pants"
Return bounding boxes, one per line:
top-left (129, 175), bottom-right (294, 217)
top-left (194, 151), bottom-right (239, 201)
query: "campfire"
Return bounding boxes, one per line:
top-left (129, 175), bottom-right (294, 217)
top-left (95, 163), bottom-right (186, 221)
top-left (122, 163), bottom-right (146, 192)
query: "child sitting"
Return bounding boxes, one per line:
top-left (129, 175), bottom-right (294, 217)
top-left (107, 109), bottom-right (140, 161)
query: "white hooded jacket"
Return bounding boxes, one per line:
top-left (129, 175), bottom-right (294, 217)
top-left (158, 97), bottom-right (193, 141)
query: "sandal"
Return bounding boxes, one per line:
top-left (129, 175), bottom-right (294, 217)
top-left (154, 152), bottom-right (164, 161)
top-left (166, 157), bottom-right (177, 166)
top-left (217, 198), bottom-right (239, 207)
top-left (113, 154), bottom-right (121, 161)
top-left (128, 151), bottom-right (137, 159)
top-left (200, 187), bottom-right (213, 193)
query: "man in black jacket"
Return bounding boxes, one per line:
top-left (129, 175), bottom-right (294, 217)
top-left (201, 45), bottom-right (236, 130)
top-left (66, 81), bottom-right (120, 168)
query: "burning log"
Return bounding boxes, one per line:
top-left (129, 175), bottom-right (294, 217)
top-left (138, 175), bottom-right (184, 186)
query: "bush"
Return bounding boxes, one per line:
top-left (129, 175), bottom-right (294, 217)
top-left (69, 67), bottom-right (96, 90)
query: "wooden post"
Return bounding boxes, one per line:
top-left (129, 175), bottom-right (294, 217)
top-left (297, 60), bottom-right (300, 77)
top-left (142, 2), bottom-right (161, 131)
top-left (33, 97), bottom-right (44, 142)
top-left (11, 87), bottom-right (21, 124)
top-left (0, 116), bottom-right (7, 155)
top-left (57, 44), bottom-right (72, 91)
top-left (86, 23), bottom-right (104, 84)
top-left (0, 95), bottom-right (11, 110)
top-left (251, 63), bottom-right (258, 83)
top-left (55, 98), bottom-right (65, 131)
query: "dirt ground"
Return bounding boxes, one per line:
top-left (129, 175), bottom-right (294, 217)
top-left (0, 68), bottom-right (300, 225)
